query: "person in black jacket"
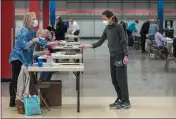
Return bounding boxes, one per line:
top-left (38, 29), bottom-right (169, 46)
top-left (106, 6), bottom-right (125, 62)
top-left (120, 21), bottom-right (128, 39)
top-left (173, 37), bottom-right (176, 57)
top-left (80, 10), bottom-right (130, 109)
top-left (55, 16), bottom-right (65, 41)
top-left (140, 20), bottom-right (150, 53)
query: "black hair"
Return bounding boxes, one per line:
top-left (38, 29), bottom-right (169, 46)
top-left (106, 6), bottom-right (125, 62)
top-left (135, 20), bottom-right (139, 24)
top-left (120, 21), bottom-right (127, 30)
top-left (112, 16), bottom-right (118, 23)
top-left (102, 10), bottom-right (113, 19)
top-left (158, 28), bottom-right (164, 34)
top-left (46, 26), bottom-right (52, 31)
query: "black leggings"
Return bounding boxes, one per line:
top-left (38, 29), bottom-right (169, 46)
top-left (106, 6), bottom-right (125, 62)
top-left (9, 60), bottom-right (22, 99)
top-left (141, 33), bottom-right (147, 51)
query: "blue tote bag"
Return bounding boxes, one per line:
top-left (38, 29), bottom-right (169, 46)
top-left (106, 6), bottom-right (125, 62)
top-left (23, 96), bottom-right (41, 116)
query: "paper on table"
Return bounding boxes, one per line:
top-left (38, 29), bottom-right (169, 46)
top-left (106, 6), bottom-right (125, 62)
top-left (51, 53), bottom-right (59, 57)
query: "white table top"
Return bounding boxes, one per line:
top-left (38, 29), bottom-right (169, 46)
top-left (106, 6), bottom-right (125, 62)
top-left (65, 34), bottom-right (79, 38)
top-left (52, 45), bottom-right (81, 50)
top-left (66, 42), bottom-right (81, 45)
top-left (166, 37), bottom-right (173, 44)
top-left (39, 52), bottom-right (82, 59)
top-left (28, 63), bottom-right (84, 72)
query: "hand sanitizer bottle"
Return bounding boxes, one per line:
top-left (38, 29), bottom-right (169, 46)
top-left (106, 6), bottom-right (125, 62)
top-left (47, 53), bottom-right (53, 66)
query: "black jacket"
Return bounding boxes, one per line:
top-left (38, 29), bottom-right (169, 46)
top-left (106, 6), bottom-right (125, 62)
top-left (140, 21), bottom-right (150, 35)
top-left (173, 37), bottom-right (176, 57)
top-left (92, 23), bottom-right (128, 56)
top-left (55, 22), bottom-right (65, 40)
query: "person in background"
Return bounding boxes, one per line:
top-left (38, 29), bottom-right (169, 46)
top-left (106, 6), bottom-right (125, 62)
top-left (112, 16), bottom-right (118, 23)
top-left (173, 37), bottom-right (176, 57)
top-left (69, 18), bottom-right (80, 42)
top-left (46, 25), bottom-right (56, 41)
top-left (9, 12), bottom-right (61, 107)
top-left (45, 26), bottom-right (56, 53)
top-left (80, 10), bottom-right (130, 109)
top-left (155, 28), bottom-right (168, 58)
top-left (55, 16), bottom-right (65, 41)
top-left (124, 19), bottom-right (128, 28)
top-left (140, 20), bottom-right (151, 53)
top-left (126, 20), bottom-right (139, 35)
top-left (120, 21), bottom-right (128, 39)
top-left (148, 19), bottom-right (159, 41)
top-left (126, 20), bottom-right (139, 46)
top-left (155, 19), bottom-right (160, 26)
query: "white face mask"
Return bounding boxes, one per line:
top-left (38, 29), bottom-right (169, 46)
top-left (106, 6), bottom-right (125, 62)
top-left (33, 20), bottom-right (38, 27)
top-left (103, 20), bottom-right (109, 26)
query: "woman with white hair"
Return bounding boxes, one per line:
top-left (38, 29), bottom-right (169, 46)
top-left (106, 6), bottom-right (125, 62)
top-left (148, 19), bottom-right (159, 41)
top-left (9, 12), bottom-right (61, 107)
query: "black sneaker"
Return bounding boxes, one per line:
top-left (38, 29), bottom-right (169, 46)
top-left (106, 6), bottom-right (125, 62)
top-left (141, 51), bottom-right (147, 53)
top-left (116, 101), bottom-right (131, 109)
top-left (109, 98), bottom-right (122, 107)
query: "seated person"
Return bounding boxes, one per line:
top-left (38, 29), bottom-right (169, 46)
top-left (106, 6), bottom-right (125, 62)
top-left (36, 29), bottom-right (54, 82)
top-left (46, 25), bottom-right (56, 41)
top-left (37, 29), bottom-right (57, 53)
top-left (155, 28), bottom-right (169, 58)
top-left (173, 37), bottom-right (176, 57)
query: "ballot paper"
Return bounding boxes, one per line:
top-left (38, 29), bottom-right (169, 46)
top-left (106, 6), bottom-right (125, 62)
top-left (166, 37), bottom-right (173, 44)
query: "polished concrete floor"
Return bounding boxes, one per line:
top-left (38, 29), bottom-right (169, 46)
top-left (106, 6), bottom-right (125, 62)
top-left (1, 40), bottom-right (176, 118)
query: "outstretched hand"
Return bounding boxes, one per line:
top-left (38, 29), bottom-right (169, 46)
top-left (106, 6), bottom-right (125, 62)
top-left (47, 41), bottom-right (61, 47)
top-left (79, 44), bottom-right (93, 50)
top-left (43, 50), bottom-right (50, 56)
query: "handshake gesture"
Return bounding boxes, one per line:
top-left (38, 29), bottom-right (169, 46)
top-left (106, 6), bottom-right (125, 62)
top-left (79, 44), bottom-right (93, 49)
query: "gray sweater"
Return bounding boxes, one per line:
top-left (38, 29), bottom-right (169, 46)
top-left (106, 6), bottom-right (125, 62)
top-left (92, 23), bottom-right (128, 56)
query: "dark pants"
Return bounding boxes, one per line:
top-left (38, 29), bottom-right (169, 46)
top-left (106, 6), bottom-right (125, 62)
top-left (110, 54), bottom-right (129, 103)
top-left (39, 72), bottom-right (53, 81)
top-left (127, 30), bottom-right (134, 46)
top-left (74, 30), bottom-right (80, 42)
top-left (141, 33), bottom-right (147, 52)
top-left (9, 60), bottom-right (22, 101)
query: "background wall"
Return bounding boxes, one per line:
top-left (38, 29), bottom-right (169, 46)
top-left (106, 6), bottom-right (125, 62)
top-left (15, 0), bottom-right (176, 37)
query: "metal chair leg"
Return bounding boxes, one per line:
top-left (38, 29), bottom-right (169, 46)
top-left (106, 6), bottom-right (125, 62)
top-left (32, 83), bottom-right (51, 111)
top-left (165, 59), bottom-right (170, 71)
top-left (40, 91), bottom-right (52, 106)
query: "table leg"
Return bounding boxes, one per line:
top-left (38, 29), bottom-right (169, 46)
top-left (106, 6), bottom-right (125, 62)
top-left (76, 71), bottom-right (80, 112)
top-left (81, 49), bottom-right (83, 74)
top-left (81, 49), bottom-right (83, 63)
top-left (75, 59), bottom-right (80, 91)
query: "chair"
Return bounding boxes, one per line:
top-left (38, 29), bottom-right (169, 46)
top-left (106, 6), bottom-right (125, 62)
top-left (165, 46), bottom-right (176, 71)
top-left (30, 73), bottom-right (52, 111)
top-left (148, 40), bottom-right (166, 60)
top-left (31, 82), bottom-right (52, 111)
top-left (133, 36), bottom-right (141, 50)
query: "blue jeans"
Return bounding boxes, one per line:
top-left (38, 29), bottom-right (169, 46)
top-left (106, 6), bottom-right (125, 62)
top-left (39, 72), bottom-right (53, 81)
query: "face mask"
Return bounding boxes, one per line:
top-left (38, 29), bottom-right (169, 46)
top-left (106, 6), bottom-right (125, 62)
top-left (33, 20), bottom-right (38, 27)
top-left (103, 20), bottom-right (109, 26)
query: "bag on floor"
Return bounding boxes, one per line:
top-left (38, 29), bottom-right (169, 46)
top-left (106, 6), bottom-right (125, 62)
top-left (23, 95), bottom-right (41, 116)
top-left (39, 72), bottom-right (53, 81)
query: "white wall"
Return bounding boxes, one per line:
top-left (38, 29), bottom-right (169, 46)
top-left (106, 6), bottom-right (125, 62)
top-left (15, 19), bottom-right (176, 37)
top-left (14, 0), bottom-right (176, 37)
